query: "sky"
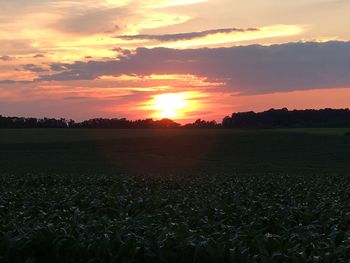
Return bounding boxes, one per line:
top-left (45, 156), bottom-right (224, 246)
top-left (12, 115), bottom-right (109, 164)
top-left (1, 0), bottom-right (350, 123)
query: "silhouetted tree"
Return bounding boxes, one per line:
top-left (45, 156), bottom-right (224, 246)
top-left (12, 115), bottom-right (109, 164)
top-left (0, 115), bottom-right (69, 128)
top-left (222, 108), bottom-right (350, 129)
top-left (183, 119), bottom-right (221, 129)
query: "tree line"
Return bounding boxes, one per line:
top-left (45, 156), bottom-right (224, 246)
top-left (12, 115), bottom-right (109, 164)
top-left (1, 108), bottom-right (350, 129)
top-left (0, 116), bottom-right (181, 129)
top-left (222, 108), bottom-right (350, 128)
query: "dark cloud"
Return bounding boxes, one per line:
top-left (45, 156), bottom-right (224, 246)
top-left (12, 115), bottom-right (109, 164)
top-left (116, 27), bottom-right (258, 42)
top-left (0, 80), bottom-right (31, 84)
top-left (33, 54), bottom-right (45, 58)
top-left (0, 55), bottom-right (12, 61)
top-left (64, 96), bottom-right (90, 100)
top-left (104, 25), bottom-right (121, 34)
top-left (111, 47), bottom-right (132, 58)
top-left (38, 41), bottom-right (350, 94)
top-left (23, 64), bottom-right (46, 73)
top-left (50, 63), bottom-right (71, 71)
top-left (0, 80), bottom-right (16, 84)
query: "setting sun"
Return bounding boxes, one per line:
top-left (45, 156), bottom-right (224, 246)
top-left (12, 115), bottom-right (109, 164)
top-left (139, 91), bottom-right (204, 121)
top-left (153, 93), bottom-right (188, 119)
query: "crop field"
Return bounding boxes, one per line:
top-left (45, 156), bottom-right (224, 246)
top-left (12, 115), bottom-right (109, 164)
top-left (1, 129), bottom-right (350, 262)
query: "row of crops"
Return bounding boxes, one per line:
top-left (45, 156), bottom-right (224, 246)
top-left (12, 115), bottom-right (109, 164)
top-left (1, 172), bottom-right (350, 262)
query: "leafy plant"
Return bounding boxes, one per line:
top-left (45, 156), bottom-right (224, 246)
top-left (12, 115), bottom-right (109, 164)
top-left (1, 173), bottom-right (350, 262)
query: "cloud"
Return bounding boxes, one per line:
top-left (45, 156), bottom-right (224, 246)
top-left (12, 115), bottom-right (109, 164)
top-left (111, 47), bottom-right (132, 58)
top-left (50, 63), bottom-right (71, 71)
top-left (154, 0), bottom-right (210, 8)
top-left (53, 7), bottom-right (126, 35)
top-left (1, 39), bottom-right (40, 55)
top-left (0, 80), bottom-right (31, 84)
top-left (33, 54), bottom-right (45, 58)
top-left (36, 41), bottom-right (350, 94)
top-left (0, 55), bottom-right (12, 61)
top-left (64, 96), bottom-right (90, 100)
top-left (23, 64), bottom-right (46, 73)
top-left (116, 27), bottom-right (259, 42)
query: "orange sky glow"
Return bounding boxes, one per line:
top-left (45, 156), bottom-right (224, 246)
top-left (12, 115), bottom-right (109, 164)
top-left (0, 0), bottom-right (349, 122)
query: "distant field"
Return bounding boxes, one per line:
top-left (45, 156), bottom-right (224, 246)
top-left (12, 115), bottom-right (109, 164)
top-left (0, 128), bottom-right (348, 144)
top-left (0, 128), bottom-right (349, 174)
top-left (0, 129), bottom-right (237, 144)
top-left (1, 128), bottom-right (350, 262)
top-left (277, 128), bottom-right (350, 136)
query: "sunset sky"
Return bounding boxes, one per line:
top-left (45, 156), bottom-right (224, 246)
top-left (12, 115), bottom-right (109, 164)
top-left (1, 0), bottom-right (350, 122)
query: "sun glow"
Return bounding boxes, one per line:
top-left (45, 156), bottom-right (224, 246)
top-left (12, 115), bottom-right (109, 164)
top-left (152, 93), bottom-right (188, 119)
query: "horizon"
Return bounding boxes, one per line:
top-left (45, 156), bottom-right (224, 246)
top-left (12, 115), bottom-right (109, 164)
top-left (1, 107), bottom-right (350, 125)
top-left (1, 1), bottom-right (350, 121)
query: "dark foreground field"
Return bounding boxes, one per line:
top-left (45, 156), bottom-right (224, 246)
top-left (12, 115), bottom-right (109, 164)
top-left (1, 129), bottom-right (350, 262)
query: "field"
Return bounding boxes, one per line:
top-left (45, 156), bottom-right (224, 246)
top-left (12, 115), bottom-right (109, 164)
top-left (1, 129), bottom-right (350, 262)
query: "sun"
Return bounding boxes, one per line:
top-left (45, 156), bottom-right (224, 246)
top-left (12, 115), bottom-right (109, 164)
top-left (153, 93), bottom-right (188, 119)
top-left (142, 91), bottom-right (202, 120)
